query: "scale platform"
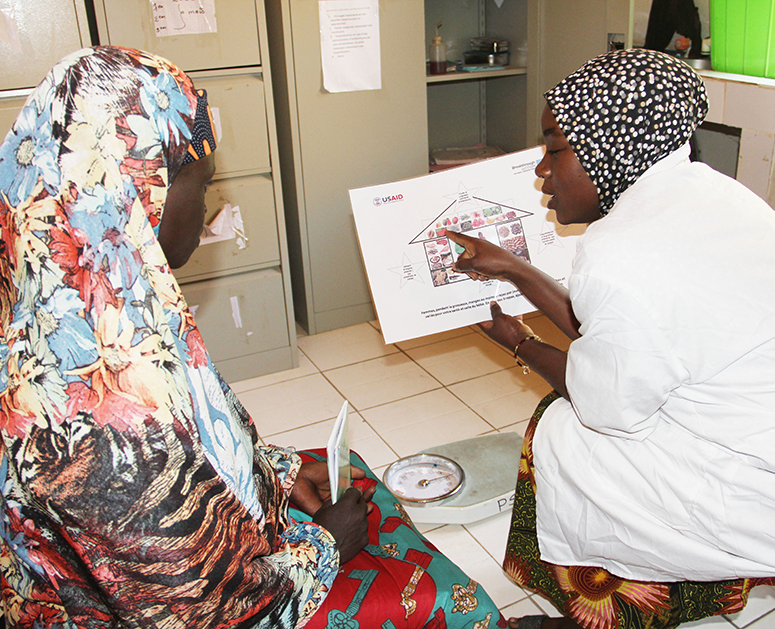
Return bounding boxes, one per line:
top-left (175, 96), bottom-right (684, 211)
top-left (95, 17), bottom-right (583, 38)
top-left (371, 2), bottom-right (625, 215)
top-left (398, 432), bottom-right (522, 525)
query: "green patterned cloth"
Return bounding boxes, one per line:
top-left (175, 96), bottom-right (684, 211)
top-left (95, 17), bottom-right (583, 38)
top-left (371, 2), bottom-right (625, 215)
top-left (503, 392), bottom-right (775, 629)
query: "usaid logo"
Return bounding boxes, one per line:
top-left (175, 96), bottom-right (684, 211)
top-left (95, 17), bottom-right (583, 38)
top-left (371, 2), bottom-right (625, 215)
top-left (373, 193), bottom-right (404, 206)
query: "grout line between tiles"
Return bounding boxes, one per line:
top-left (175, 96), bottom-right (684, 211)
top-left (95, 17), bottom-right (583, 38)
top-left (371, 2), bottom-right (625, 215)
top-left (231, 347), bottom-right (322, 394)
top-left (445, 385), bottom-right (499, 432)
top-left (259, 415), bottom-right (337, 440)
top-left (302, 366), bottom-right (403, 462)
top-left (294, 346), bottom-right (325, 373)
top-left (740, 606), bottom-right (775, 628)
top-left (358, 416), bottom-right (401, 461)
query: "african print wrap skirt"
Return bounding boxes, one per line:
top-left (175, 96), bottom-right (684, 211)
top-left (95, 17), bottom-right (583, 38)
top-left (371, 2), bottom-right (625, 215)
top-left (295, 450), bottom-right (507, 629)
top-left (503, 392), bottom-right (775, 629)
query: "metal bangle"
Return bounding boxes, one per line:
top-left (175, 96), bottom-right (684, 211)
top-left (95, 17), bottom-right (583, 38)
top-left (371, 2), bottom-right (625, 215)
top-left (513, 333), bottom-right (542, 375)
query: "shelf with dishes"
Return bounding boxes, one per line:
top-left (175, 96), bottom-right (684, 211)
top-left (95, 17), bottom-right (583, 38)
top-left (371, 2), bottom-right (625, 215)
top-left (426, 64), bottom-right (526, 84)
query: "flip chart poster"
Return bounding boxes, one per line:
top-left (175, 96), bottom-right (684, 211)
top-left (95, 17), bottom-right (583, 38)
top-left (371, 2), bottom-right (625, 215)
top-left (350, 146), bottom-right (585, 344)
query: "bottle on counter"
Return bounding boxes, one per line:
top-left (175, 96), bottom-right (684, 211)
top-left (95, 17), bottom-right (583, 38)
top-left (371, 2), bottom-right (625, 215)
top-left (429, 21), bottom-right (446, 75)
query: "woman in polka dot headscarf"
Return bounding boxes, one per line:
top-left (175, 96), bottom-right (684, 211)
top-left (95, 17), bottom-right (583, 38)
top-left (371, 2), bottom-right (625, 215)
top-left (448, 48), bottom-right (775, 629)
top-left (545, 47), bottom-right (709, 216)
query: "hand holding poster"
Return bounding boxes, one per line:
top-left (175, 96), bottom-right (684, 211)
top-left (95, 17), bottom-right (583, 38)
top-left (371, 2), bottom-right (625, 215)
top-left (350, 146), bottom-right (585, 344)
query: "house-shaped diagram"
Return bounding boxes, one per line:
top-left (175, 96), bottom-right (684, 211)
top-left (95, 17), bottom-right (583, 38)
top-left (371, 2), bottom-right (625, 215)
top-left (409, 191), bottom-right (534, 287)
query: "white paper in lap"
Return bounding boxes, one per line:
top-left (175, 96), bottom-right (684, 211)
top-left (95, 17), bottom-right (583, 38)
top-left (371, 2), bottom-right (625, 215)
top-left (350, 146), bottom-right (585, 344)
top-left (327, 401), bottom-right (350, 504)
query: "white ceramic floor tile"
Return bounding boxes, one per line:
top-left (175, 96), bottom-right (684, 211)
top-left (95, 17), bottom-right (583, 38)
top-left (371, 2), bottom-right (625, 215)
top-left (498, 420), bottom-right (531, 439)
top-left (371, 463), bottom-right (389, 483)
top-left (229, 352), bottom-right (319, 394)
top-left (726, 586), bottom-right (775, 628)
top-left (297, 322), bottom-right (398, 370)
top-left (529, 593), bottom-right (564, 618)
top-left (260, 418), bottom-right (332, 451)
top-left (423, 524), bottom-right (526, 610)
top-left (500, 596), bottom-right (548, 619)
top-left (323, 353), bottom-right (441, 410)
top-left (740, 610), bottom-right (775, 629)
top-left (465, 511), bottom-right (513, 565)
top-left (449, 367), bottom-right (552, 428)
top-left (264, 411), bottom-right (398, 469)
top-left (239, 373), bottom-right (344, 438)
top-left (395, 328), bottom-right (477, 351)
top-left (405, 333), bottom-right (515, 386)
top-left (362, 389), bottom-right (495, 457)
top-left (416, 521), bottom-right (447, 535)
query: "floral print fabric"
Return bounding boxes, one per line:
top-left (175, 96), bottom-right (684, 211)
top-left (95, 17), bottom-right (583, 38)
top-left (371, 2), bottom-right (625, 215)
top-left (544, 48), bottom-right (708, 215)
top-left (0, 46), bottom-right (336, 628)
top-left (504, 392), bottom-right (775, 629)
top-left (297, 450), bottom-right (507, 629)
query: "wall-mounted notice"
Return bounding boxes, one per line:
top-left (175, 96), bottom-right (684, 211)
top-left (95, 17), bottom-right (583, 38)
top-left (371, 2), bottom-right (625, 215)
top-left (319, 0), bottom-right (381, 93)
top-left (152, 0), bottom-right (218, 37)
top-left (350, 146), bottom-right (585, 344)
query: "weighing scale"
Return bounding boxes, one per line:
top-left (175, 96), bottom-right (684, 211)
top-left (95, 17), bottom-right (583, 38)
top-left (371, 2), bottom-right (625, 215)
top-left (382, 432), bottom-right (522, 524)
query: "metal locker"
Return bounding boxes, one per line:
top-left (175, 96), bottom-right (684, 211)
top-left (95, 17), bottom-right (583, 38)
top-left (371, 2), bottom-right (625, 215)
top-left (181, 269), bottom-right (290, 381)
top-left (94, 0), bottom-right (261, 72)
top-left (0, 0), bottom-right (90, 91)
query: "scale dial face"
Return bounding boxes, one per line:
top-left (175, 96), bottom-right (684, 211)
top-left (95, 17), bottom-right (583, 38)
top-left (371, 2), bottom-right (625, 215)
top-left (383, 453), bottom-right (464, 504)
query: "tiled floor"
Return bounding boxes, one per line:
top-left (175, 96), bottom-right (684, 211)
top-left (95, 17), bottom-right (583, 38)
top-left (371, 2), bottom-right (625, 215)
top-left (229, 314), bottom-right (775, 628)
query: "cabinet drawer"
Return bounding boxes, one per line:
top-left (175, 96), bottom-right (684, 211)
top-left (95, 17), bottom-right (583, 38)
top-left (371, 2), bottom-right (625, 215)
top-left (181, 269), bottom-right (289, 363)
top-left (0, 96), bottom-right (27, 139)
top-left (98, 0), bottom-right (261, 72)
top-left (190, 73), bottom-right (270, 176)
top-left (175, 174), bottom-right (280, 282)
top-left (0, 0), bottom-right (88, 91)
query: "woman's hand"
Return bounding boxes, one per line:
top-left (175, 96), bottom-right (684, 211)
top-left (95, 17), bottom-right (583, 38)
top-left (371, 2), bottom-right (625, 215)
top-left (447, 229), bottom-right (581, 340)
top-left (480, 301), bottom-right (535, 352)
top-left (446, 230), bottom-right (523, 282)
top-left (484, 301), bottom-right (570, 399)
top-left (313, 486), bottom-right (376, 564)
top-left (290, 461), bottom-right (371, 517)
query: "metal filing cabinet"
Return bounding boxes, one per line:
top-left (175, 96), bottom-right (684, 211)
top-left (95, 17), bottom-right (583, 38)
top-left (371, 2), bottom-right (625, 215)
top-left (96, 0), bottom-right (261, 71)
top-left (180, 270), bottom-right (291, 377)
top-left (0, 0), bottom-right (92, 135)
top-left (92, 0), bottom-right (298, 382)
top-left (265, 0), bottom-right (429, 335)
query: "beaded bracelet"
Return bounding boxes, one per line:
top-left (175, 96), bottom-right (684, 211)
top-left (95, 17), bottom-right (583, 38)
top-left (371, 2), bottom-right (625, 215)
top-left (514, 333), bottom-right (542, 375)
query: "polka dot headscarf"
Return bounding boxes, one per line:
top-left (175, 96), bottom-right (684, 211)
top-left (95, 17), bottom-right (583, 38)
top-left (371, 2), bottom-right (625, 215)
top-left (544, 48), bottom-right (709, 215)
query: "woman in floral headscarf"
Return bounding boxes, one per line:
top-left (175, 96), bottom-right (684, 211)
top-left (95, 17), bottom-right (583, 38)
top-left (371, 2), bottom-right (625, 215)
top-left (0, 46), bottom-right (507, 629)
top-left (447, 49), bottom-right (775, 629)
top-left (0, 44), bottom-right (350, 628)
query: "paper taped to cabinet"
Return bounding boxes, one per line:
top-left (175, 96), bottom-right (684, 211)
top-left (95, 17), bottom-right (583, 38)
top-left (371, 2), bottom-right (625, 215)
top-left (200, 203), bottom-right (247, 249)
top-left (350, 145), bottom-right (585, 344)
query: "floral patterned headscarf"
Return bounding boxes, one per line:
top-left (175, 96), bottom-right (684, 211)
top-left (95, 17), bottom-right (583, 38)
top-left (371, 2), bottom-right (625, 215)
top-left (544, 48), bottom-right (709, 215)
top-left (0, 47), bottom-right (316, 625)
top-left (0, 46), bottom-right (208, 435)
